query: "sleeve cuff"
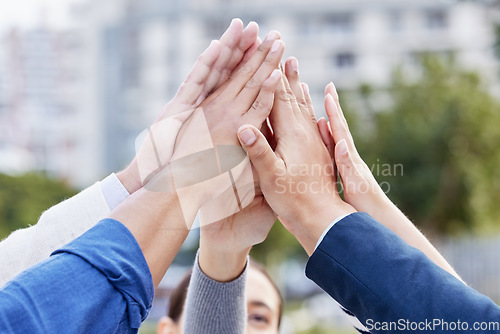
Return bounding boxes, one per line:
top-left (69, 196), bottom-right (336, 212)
top-left (51, 219), bottom-right (154, 329)
top-left (314, 213), bottom-right (354, 252)
top-left (193, 249), bottom-right (249, 290)
top-left (99, 173), bottom-right (131, 211)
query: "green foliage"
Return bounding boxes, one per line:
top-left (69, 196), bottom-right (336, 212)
top-left (250, 218), bottom-right (307, 266)
top-left (355, 56), bottom-right (500, 234)
top-left (0, 173), bottom-right (77, 240)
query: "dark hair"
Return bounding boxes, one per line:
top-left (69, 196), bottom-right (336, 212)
top-left (167, 269), bottom-right (193, 323)
top-left (167, 259), bottom-right (283, 328)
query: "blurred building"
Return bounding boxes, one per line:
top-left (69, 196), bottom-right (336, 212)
top-left (1, 0), bottom-right (499, 187)
top-left (0, 27), bottom-right (86, 182)
top-left (72, 0), bottom-right (499, 180)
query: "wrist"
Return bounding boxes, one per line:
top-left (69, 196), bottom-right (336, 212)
top-left (295, 202), bottom-right (356, 255)
top-left (198, 245), bottom-right (250, 282)
top-left (116, 159), bottom-right (143, 194)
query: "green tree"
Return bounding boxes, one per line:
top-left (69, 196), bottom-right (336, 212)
top-left (355, 56), bottom-right (500, 235)
top-left (0, 173), bottom-right (77, 239)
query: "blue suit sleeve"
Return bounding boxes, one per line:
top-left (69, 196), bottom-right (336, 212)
top-left (0, 219), bottom-right (154, 334)
top-left (306, 212), bottom-right (500, 334)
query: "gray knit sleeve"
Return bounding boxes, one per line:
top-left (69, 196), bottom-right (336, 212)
top-left (182, 250), bottom-right (247, 334)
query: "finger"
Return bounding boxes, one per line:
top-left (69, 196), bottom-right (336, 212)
top-left (268, 73), bottom-right (296, 140)
top-left (237, 125), bottom-right (283, 184)
top-left (239, 37), bottom-right (261, 68)
top-left (325, 82), bottom-right (348, 128)
top-left (242, 69), bottom-right (281, 127)
top-left (228, 30), bottom-right (281, 97)
top-left (335, 139), bottom-right (360, 196)
top-left (237, 40), bottom-right (284, 109)
top-left (317, 117), bottom-right (334, 159)
top-left (175, 40), bottom-right (222, 106)
top-left (280, 70), bottom-right (303, 121)
top-left (213, 21), bottom-right (260, 90)
top-left (284, 57), bottom-right (308, 114)
top-left (302, 82), bottom-right (316, 121)
top-left (325, 93), bottom-right (357, 154)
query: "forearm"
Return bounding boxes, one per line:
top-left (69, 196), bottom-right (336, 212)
top-left (109, 187), bottom-right (192, 287)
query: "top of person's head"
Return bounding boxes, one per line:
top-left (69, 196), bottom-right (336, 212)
top-left (167, 258), bottom-right (283, 328)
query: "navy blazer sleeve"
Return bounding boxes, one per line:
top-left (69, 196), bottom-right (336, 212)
top-left (306, 212), bottom-right (500, 333)
top-left (0, 219), bottom-right (154, 333)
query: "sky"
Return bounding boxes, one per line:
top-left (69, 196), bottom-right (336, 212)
top-left (0, 0), bottom-right (81, 31)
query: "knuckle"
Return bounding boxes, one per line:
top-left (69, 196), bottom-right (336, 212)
top-left (297, 98), bottom-right (308, 110)
top-left (251, 100), bottom-right (263, 111)
top-left (285, 88), bottom-right (297, 103)
top-left (252, 145), bottom-right (269, 161)
top-left (263, 55), bottom-right (278, 65)
top-left (277, 90), bottom-right (290, 103)
top-left (256, 42), bottom-right (267, 52)
top-left (238, 64), bottom-right (254, 77)
top-left (245, 77), bottom-right (261, 89)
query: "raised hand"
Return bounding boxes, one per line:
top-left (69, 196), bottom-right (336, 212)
top-left (237, 59), bottom-right (356, 255)
top-left (117, 19), bottom-right (260, 194)
top-left (161, 30), bottom-right (284, 227)
top-left (319, 83), bottom-right (461, 279)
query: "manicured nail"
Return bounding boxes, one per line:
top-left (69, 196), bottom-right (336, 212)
top-left (265, 30), bottom-right (279, 41)
top-left (239, 128), bottom-right (257, 146)
top-left (289, 58), bottom-right (298, 72)
top-left (271, 40), bottom-right (281, 53)
top-left (337, 139), bottom-right (348, 156)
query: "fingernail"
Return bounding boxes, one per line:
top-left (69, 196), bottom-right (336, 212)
top-left (271, 40), bottom-right (281, 53)
top-left (270, 69), bottom-right (281, 80)
top-left (289, 58), bottom-right (298, 72)
top-left (239, 128), bottom-right (257, 146)
top-left (337, 139), bottom-right (348, 156)
top-left (265, 30), bottom-right (279, 41)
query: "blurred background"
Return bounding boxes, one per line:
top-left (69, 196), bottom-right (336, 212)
top-left (1, 0), bottom-right (500, 333)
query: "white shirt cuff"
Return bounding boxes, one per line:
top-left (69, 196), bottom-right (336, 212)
top-left (99, 173), bottom-right (131, 211)
top-left (314, 213), bottom-right (354, 252)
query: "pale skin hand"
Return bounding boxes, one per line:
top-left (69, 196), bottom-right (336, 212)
top-left (199, 185), bottom-right (276, 282)
top-left (116, 18), bottom-right (260, 194)
top-left (105, 20), bottom-right (263, 288)
top-left (318, 82), bottom-right (462, 281)
top-left (169, 30), bottom-right (285, 212)
top-left (237, 63), bottom-right (356, 256)
top-left (194, 34), bottom-right (289, 283)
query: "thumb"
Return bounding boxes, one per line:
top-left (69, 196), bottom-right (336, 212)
top-left (237, 125), bottom-right (279, 178)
